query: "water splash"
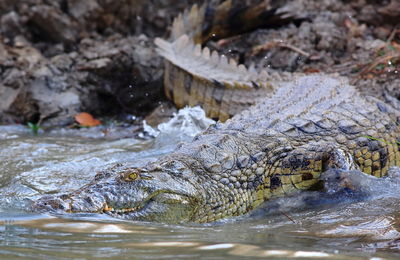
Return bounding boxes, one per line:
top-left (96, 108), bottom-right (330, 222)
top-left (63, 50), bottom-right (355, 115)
top-left (143, 106), bottom-right (215, 144)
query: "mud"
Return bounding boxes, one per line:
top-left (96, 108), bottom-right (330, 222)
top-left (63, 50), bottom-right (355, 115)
top-left (0, 0), bottom-right (195, 125)
top-left (0, 0), bottom-right (399, 126)
top-left (212, 0), bottom-right (399, 98)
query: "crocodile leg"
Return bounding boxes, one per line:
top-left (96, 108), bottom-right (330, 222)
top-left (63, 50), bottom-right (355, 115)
top-left (255, 144), bottom-right (358, 202)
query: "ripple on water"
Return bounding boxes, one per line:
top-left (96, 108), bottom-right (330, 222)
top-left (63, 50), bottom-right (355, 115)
top-left (1, 113), bottom-right (400, 259)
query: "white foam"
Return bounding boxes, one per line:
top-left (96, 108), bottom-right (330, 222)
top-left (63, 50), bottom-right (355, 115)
top-left (143, 106), bottom-right (215, 143)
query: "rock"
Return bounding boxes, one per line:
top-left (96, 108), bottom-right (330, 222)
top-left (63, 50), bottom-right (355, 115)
top-left (1, 11), bottom-right (23, 38)
top-left (68, 0), bottom-right (101, 20)
top-left (29, 5), bottom-right (78, 44)
top-left (0, 82), bottom-right (21, 112)
top-left (144, 102), bottom-right (177, 127)
top-left (357, 0), bottom-right (400, 26)
top-left (78, 58), bottom-right (112, 70)
top-left (378, 0), bottom-right (400, 24)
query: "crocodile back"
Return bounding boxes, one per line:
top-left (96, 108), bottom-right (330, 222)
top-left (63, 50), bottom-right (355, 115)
top-left (175, 76), bottom-right (400, 181)
top-left (225, 75), bottom-right (400, 177)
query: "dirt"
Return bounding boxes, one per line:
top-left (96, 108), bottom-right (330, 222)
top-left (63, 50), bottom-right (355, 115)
top-left (0, 0), bottom-right (196, 125)
top-left (0, 0), bottom-right (399, 126)
top-left (212, 0), bottom-right (400, 99)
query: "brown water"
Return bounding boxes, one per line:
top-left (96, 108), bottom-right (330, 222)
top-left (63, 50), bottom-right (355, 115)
top-left (1, 124), bottom-right (400, 259)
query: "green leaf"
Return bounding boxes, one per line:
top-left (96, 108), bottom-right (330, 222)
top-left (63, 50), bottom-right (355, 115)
top-left (27, 122), bottom-right (40, 135)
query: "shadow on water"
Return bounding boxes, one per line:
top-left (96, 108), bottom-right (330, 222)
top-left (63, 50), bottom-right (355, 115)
top-left (1, 121), bottom-right (400, 259)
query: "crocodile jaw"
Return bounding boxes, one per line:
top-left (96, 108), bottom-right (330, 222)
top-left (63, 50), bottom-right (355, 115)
top-left (34, 167), bottom-right (201, 223)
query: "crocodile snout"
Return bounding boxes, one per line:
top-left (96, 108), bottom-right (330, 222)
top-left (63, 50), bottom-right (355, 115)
top-left (33, 195), bottom-right (73, 213)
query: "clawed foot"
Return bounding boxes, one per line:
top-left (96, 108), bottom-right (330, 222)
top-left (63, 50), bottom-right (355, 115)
top-left (322, 169), bottom-right (378, 195)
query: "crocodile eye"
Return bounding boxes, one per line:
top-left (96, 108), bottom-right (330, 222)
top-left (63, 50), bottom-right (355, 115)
top-left (121, 169), bottom-right (140, 181)
top-left (120, 168), bottom-right (153, 181)
top-left (128, 172), bottom-right (139, 181)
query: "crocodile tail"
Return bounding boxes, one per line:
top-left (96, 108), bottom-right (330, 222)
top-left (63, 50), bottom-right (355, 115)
top-left (170, 3), bottom-right (206, 43)
top-left (156, 1), bottom-right (302, 121)
top-left (170, 0), bottom-right (304, 44)
top-left (155, 35), bottom-right (275, 121)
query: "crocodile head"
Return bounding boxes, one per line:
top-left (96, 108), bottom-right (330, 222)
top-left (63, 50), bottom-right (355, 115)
top-left (33, 162), bottom-right (203, 223)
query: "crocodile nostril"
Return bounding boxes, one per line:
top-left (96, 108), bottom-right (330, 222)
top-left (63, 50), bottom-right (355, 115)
top-left (60, 194), bottom-right (70, 200)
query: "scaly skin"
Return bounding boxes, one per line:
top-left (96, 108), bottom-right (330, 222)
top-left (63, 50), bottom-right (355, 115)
top-left (34, 1), bottom-right (400, 223)
top-left (34, 75), bottom-right (400, 223)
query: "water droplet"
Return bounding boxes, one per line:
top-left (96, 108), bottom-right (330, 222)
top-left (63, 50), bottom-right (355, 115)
top-left (130, 94), bottom-right (134, 98)
top-left (212, 33), bottom-right (216, 37)
top-left (145, 93), bottom-right (149, 97)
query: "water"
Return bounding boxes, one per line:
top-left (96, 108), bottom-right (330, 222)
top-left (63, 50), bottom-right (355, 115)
top-left (1, 113), bottom-right (400, 259)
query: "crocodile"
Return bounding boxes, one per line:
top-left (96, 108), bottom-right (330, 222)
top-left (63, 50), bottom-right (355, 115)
top-left (34, 1), bottom-right (400, 223)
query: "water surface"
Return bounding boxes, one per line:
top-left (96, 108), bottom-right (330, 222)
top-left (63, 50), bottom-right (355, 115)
top-left (1, 121), bottom-right (400, 259)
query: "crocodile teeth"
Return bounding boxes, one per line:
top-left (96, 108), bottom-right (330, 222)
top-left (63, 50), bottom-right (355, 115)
top-left (103, 203), bottom-right (112, 212)
top-left (103, 204), bottom-right (140, 214)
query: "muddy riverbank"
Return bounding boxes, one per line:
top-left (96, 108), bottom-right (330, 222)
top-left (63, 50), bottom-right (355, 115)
top-left (0, 0), bottom-right (398, 127)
